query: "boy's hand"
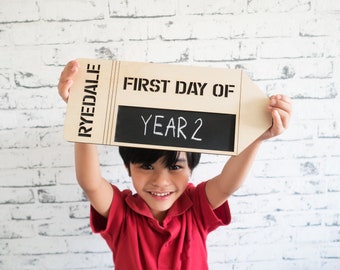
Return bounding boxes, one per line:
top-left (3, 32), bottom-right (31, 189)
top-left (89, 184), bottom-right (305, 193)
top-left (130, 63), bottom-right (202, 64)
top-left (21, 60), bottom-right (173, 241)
top-left (259, 94), bottom-right (292, 141)
top-left (58, 60), bottom-right (80, 103)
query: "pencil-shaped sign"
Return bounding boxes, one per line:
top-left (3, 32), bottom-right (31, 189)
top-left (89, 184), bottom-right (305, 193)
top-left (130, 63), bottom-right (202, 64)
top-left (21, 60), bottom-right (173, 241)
top-left (64, 58), bottom-right (272, 155)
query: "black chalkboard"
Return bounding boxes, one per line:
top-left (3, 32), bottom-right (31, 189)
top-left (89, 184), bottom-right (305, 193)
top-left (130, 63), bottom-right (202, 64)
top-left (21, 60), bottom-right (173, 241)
top-left (115, 106), bottom-right (236, 152)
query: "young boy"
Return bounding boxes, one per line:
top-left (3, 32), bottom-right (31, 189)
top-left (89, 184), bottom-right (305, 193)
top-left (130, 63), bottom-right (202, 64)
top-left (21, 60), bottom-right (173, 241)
top-left (58, 60), bottom-right (292, 270)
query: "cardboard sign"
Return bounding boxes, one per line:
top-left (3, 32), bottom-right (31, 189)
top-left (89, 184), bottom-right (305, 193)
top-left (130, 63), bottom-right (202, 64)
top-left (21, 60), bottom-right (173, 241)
top-left (64, 58), bottom-right (272, 155)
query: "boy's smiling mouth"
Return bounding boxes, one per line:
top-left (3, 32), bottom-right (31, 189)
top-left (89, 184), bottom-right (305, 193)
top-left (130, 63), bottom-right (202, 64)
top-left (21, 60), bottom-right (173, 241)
top-left (150, 191), bottom-right (172, 197)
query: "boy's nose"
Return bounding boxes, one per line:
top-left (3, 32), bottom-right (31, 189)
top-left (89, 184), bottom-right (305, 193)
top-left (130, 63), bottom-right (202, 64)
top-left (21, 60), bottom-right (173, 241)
top-left (151, 171), bottom-right (171, 187)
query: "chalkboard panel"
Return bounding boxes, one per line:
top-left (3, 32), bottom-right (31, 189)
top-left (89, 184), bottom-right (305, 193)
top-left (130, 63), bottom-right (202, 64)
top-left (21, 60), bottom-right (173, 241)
top-left (115, 106), bottom-right (236, 152)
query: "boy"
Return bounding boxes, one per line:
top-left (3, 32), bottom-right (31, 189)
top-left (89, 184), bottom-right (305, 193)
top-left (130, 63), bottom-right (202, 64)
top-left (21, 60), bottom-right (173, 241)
top-left (58, 60), bottom-right (292, 269)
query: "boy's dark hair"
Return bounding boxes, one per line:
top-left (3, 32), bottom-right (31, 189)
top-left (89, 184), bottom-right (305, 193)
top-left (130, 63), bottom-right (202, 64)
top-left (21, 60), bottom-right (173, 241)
top-left (119, 147), bottom-right (201, 171)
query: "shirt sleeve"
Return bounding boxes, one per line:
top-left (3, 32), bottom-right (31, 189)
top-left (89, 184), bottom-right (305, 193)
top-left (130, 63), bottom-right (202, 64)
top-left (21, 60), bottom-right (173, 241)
top-left (90, 185), bottom-right (129, 246)
top-left (191, 181), bottom-right (231, 232)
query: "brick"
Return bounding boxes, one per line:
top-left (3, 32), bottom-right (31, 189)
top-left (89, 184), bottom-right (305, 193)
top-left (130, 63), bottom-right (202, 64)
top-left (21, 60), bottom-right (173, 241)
top-left (83, 19), bottom-right (151, 43)
top-left (0, 168), bottom-right (38, 187)
top-left (180, 0), bottom-right (246, 15)
top-left (321, 243), bottom-right (340, 258)
top-left (41, 44), bottom-right (112, 66)
top-left (290, 99), bottom-right (339, 121)
top-left (8, 88), bottom-right (56, 110)
top-left (154, 17), bottom-right (195, 41)
top-left (39, 0), bottom-right (105, 22)
top-left (323, 193), bottom-right (340, 211)
top-left (69, 204), bottom-right (90, 219)
top-left (38, 219), bottom-right (91, 237)
top-left (7, 237), bottom-right (68, 255)
top-left (16, 109), bottom-right (65, 129)
top-left (8, 22), bottom-right (83, 46)
top-left (291, 226), bottom-right (338, 243)
top-left (230, 13), bottom-right (297, 38)
top-left (0, 188), bottom-right (34, 204)
top-left (324, 157), bottom-right (340, 175)
top-left (0, 72), bottom-right (11, 91)
top-left (264, 79), bottom-right (337, 99)
top-left (0, 128), bottom-right (41, 149)
top-left (296, 58), bottom-right (334, 79)
top-left (253, 159), bottom-right (320, 178)
top-left (238, 58), bottom-right (333, 81)
top-left (145, 40), bottom-right (191, 62)
top-left (108, 0), bottom-right (176, 18)
top-left (193, 39), bottom-right (257, 61)
top-left (0, 0), bottom-right (39, 23)
top-left (0, 206), bottom-right (12, 222)
top-left (318, 120), bottom-right (340, 138)
top-left (300, 15), bottom-right (338, 37)
top-left (327, 176), bottom-right (340, 192)
top-left (55, 167), bottom-right (77, 185)
top-left (14, 69), bottom-right (58, 89)
top-left (259, 37), bottom-right (337, 59)
top-left (0, 110), bottom-right (19, 130)
top-left (284, 177), bottom-right (327, 195)
top-left (39, 127), bottom-right (66, 147)
top-left (323, 212), bottom-right (340, 227)
top-left (0, 147), bottom-right (73, 170)
top-left (37, 186), bottom-right (86, 204)
top-left (11, 205), bottom-right (66, 221)
top-left (247, 0), bottom-right (311, 13)
top-left (0, 253), bottom-right (113, 270)
top-left (0, 221), bottom-right (35, 239)
top-left (315, 0), bottom-right (340, 13)
top-left (115, 41), bottom-right (150, 62)
top-left (66, 235), bottom-right (109, 253)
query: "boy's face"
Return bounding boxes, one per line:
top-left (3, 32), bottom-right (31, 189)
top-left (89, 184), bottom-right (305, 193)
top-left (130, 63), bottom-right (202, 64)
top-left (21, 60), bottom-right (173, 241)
top-left (129, 152), bottom-right (191, 222)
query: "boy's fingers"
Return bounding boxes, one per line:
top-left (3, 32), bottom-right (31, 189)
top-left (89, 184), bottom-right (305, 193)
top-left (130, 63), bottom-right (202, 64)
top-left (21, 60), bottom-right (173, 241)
top-left (58, 60), bottom-right (79, 102)
top-left (269, 95), bottom-right (292, 116)
top-left (271, 105), bottom-right (291, 136)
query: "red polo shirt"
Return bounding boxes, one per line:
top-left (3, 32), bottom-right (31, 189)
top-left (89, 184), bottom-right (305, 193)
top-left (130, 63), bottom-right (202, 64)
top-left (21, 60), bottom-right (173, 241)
top-left (90, 181), bottom-right (231, 270)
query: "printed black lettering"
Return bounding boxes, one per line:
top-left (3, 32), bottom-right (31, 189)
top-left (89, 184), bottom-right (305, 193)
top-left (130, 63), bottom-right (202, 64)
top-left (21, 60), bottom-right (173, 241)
top-left (79, 116), bottom-right (93, 125)
top-left (160, 80), bottom-right (170, 93)
top-left (86, 64), bottom-right (100, 73)
top-left (138, 78), bottom-right (149, 92)
top-left (197, 82), bottom-right (207, 96)
top-left (123, 77), bottom-right (170, 93)
top-left (78, 64), bottom-right (101, 138)
top-left (82, 95), bottom-right (96, 106)
top-left (123, 77), bottom-right (134, 90)
top-left (175, 81), bottom-right (186, 94)
top-left (81, 105), bottom-right (95, 117)
top-left (175, 81), bottom-right (206, 96)
top-left (78, 126), bottom-right (92, 137)
top-left (213, 84), bottom-right (235, 98)
top-left (149, 79), bottom-right (160, 92)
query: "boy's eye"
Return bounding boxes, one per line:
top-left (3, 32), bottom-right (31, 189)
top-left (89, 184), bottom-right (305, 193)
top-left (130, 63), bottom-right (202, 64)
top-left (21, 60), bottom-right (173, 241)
top-left (141, 163), bottom-right (153, 170)
top-left (169, 164), bottom-right (181, 170)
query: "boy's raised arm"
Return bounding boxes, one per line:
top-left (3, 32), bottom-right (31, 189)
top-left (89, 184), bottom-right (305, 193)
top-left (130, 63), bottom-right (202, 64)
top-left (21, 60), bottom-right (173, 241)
top-left (58, 61), bottom-right (113, 218)
top-left (205, 95), bottom-right (292, 209)
top-left (74, 143), bottom-right (113, 218)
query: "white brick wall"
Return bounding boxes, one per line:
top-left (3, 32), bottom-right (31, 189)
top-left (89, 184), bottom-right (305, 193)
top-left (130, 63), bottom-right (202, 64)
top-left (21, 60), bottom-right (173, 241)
top-left (1, 0), bottom-right (339, 269)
